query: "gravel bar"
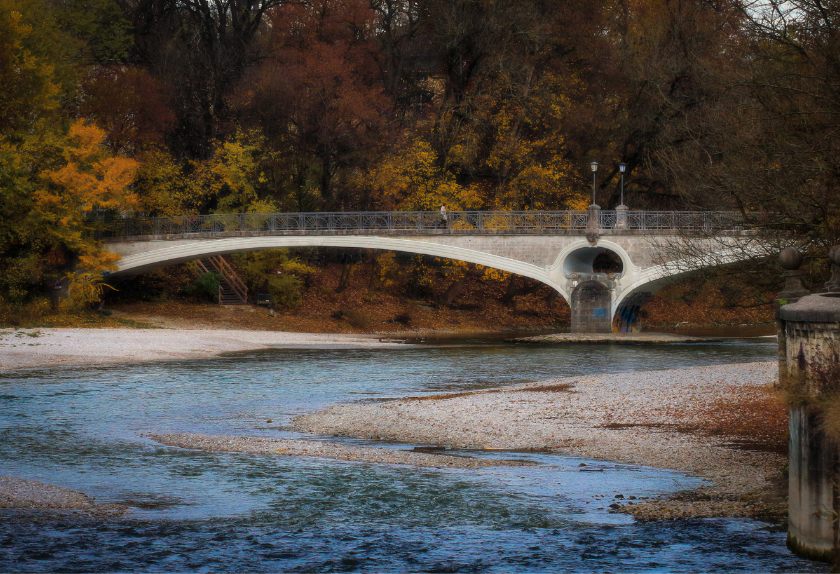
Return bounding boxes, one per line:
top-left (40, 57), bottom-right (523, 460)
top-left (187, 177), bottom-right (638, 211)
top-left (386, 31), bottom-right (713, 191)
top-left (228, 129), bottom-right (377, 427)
top-left (0, 475), bottom-right (125, 515)
top-left (149, 433), bottom-right (531, 469)
top-left (293, 361), bottom-right (786, 520)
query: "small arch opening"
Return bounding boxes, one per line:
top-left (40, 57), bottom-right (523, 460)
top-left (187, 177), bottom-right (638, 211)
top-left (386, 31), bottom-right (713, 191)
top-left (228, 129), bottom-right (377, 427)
top-left (563, 248), bottom-right (624, 276)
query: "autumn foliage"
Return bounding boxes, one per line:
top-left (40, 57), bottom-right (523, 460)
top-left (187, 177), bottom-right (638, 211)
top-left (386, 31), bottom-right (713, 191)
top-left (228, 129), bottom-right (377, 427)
top-left (2, 0), bottom-right (839, 318)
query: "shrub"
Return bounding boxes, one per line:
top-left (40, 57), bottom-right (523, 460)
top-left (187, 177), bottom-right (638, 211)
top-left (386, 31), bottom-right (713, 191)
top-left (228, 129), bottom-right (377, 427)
top-left (332, 309), bottom-right (372, 329)
top-left (232, 249), bottom-right (315, 309)
top-left (184, 272), bottom-right (222, 302)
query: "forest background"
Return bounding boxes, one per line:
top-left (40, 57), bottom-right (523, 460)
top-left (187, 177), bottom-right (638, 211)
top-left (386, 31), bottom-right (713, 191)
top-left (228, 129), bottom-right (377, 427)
top-left (1, 0), bottom-right (839, 327)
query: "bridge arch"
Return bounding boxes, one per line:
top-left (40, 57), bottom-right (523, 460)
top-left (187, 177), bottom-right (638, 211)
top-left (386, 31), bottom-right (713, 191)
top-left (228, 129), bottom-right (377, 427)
top-left (109, 235), bottom-right (572, 304)
top-left (104, 223), bottom-right (765, 333)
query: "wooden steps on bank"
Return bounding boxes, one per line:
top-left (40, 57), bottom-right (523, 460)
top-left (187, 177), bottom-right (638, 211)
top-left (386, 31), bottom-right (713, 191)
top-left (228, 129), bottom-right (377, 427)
top-left (196, 256), bottom-right (249, 306)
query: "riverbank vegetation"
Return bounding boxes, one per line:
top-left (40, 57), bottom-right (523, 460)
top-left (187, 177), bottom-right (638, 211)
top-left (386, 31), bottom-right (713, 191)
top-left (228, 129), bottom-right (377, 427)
top-left (2, 0), bottom-right (838, 319)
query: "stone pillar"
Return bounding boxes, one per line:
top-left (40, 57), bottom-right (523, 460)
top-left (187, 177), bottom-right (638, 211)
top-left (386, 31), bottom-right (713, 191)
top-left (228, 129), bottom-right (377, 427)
top-left (825, 246), bottom-right (840, 293)
top-left (781, 248), bottom-right (840, 561)
top-left (777, 247), bottom-right (809, 379)
top-left (615, 205), bottom-right (629, 229)
top-left (779, 246), bottom-right (809, 303)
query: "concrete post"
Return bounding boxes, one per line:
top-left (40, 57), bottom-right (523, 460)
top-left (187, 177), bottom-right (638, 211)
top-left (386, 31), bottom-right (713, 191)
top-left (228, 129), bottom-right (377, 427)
top-left (777, 247), bottom-right (809, 380)
top-left (778, 246), bottom-right (809, 303)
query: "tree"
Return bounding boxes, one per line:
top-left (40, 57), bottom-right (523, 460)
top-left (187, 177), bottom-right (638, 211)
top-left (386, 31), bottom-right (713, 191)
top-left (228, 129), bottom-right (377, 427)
top-left (120, 0), bottom-right (287, 158)
top-left (35, 120), bottom-right (140, 273)
top-left (77, 65), bottom-right (176, 155)
top-left (663, 0), bottom-right (840, 247)
top-left (235, 0), bottom-right (390, 209)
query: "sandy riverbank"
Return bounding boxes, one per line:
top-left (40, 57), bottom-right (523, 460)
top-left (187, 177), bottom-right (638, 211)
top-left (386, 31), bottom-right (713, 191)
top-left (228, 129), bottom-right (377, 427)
top-left (293, 361), bottom-right (787, 520)
top-left (0, 327), bottom-right (405, 370)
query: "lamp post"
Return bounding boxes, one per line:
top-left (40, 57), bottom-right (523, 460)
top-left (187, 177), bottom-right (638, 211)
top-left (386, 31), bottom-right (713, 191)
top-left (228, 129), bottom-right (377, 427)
top-left (590, 161), bottom-right (599, 206)
top-left (618, 162), bottom-right (626, 207)
top-left (616, 162), bottom-right (628, 229)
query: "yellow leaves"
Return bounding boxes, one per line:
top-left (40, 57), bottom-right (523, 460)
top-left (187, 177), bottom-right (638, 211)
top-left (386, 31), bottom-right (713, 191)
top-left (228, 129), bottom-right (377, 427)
top-left (134, 148), bottom-right (203, 215)
top-left (374, 252), bottom-right (399, 287)
top-left (0, 3), bottom-right (61, 133)
top-left (360, 140), bottom-right (483, 211)
top-left (25, 119), bottom-right (140, 293)
top-left (62, 271), bottom-right (113, 309)
top-left (566, 194), bottom-right (590, 211)
top-left (134, 130), bottom-right (269, 216)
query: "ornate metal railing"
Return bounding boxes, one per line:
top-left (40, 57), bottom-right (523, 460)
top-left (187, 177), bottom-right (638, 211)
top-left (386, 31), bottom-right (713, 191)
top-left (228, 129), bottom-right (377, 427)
top-left (97, 210), bottom-right (745, 238)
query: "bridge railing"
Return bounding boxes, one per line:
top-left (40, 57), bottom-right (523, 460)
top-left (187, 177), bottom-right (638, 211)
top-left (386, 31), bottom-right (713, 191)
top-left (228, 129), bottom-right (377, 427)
top-left (98, 210), bottom-right (745, 238)
top-left (600, 210), bottom-right (744, 231)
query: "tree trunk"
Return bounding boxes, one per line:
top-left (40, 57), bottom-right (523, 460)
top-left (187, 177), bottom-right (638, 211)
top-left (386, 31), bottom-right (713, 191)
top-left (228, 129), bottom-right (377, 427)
top-left (335, 260), bottom-right (354, 293)
top-left (440, 276), bottom-right (468, 306)
top-left (439, 263), bottom-right (479, 306)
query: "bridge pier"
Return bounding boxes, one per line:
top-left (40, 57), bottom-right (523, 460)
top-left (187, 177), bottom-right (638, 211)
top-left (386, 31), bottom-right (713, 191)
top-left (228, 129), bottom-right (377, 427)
top-left (569, 277), bottom-right (616, 333)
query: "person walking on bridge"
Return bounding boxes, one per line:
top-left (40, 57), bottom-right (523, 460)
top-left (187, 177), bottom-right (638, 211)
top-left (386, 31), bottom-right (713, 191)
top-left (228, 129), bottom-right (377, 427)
top-left (440, 205), bottom-right (448, 229)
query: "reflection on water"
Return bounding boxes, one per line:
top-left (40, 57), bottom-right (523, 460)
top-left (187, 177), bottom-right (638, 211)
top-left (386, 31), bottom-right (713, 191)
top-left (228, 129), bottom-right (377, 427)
top-left (0, 339), bottom-right (826, 572)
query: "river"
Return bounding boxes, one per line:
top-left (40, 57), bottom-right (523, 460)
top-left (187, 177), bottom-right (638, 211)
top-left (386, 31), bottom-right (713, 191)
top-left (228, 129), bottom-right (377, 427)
top-left (0, 337), bottom-right (828, 572)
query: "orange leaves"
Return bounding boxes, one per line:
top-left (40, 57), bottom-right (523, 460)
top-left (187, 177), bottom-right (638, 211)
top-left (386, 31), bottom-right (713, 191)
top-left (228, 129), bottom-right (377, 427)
top-left (31, 119), bottom-right (139, 278)
top-left (39, 120), bottom-right (139, 216)
top-left (641, 280), bottom-right (775, 327)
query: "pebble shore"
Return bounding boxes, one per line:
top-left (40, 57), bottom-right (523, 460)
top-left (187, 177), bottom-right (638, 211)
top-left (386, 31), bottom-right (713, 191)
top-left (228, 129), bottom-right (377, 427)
top-left (293, 361), bottom-right (786, 520)
top-left (0, 328), bottom-right (404, 370)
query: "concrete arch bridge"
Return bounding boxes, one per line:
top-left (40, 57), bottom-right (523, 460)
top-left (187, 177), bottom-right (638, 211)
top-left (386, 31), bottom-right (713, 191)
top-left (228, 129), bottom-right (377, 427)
top-left (101, 209), bottom-right (762, 332)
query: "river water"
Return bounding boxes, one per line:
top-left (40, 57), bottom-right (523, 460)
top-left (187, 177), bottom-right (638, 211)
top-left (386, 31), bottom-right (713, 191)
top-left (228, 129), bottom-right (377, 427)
top-left (0, 338), bottom-right (827, 572)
